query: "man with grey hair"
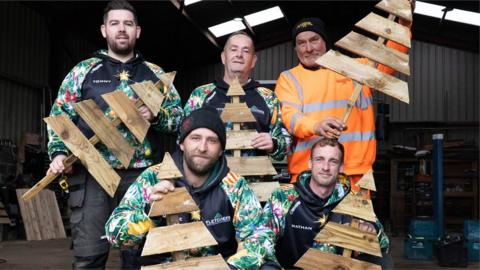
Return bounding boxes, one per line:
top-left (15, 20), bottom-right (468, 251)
top-left (184, 31), bottom-right (288, 165)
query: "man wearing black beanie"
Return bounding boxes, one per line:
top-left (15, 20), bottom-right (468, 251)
top-left (275, 12), bottom-right (413, 190)
top-left (105, 107), bottom-right (274, 269)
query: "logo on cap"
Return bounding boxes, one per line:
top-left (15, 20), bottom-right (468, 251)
top-left (297, 21), bottom-right (313, 29)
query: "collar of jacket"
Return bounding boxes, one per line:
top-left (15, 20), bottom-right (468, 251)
top-left (92, 49), bottom-right (145, 66)
top-left (171, 149), bottom-right (230, 195)
top-left (214, 77), bottom-right (259, 93)
top-left (295, 170), bottom-right (350, 213)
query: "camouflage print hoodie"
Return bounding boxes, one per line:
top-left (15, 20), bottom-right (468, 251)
top-left (184, 79), bottom-right (290, 162)
top-left (47, 50), bottom-right (183, 169)
top-left (105, 150), bottom-right (274, 269)
top-left (260, 171), bottom-right (390, 269)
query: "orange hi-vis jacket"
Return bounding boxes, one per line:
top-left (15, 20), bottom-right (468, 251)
top-left (275, 42), bottom-right (408, 182)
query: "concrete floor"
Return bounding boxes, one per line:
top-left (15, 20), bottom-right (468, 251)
top-left (0, 236), bottom-right (478, 269)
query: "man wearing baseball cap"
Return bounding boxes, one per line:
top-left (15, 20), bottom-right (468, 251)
top-left (105, 107), bottom-right (273, 269)
top-left (275, 11), bottom-right (413, 189)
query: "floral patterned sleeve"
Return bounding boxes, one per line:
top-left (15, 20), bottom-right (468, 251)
top-left (105, 167), bottom-right (161, 248)
top-left (183, 84), bottom-right (215, 116)
top-left (47, 58), bottom-right (100, 159)
top-left (222, 173), bottom-right (275, 269)
top-left (145, 62), bottom-right (184, 133)
top-left (256, 88), bottom-right (290, 162)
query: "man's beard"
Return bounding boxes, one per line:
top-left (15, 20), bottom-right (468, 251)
top-left (107, 36), bottom-right (135, 56)
top-left (184, 153), bottom-right (217, 177)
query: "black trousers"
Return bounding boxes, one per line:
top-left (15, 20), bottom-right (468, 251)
top-left (67, 167), bottom-right (143, 269)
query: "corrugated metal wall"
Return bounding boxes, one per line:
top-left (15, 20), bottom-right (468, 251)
top-left (177, 39), bottom-right (478, 125)
top-left (377, 40), bottom-right (479, 123)
top-left (0, 2), bottom-right (49, 143)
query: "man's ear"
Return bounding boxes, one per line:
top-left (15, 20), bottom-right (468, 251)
top-left (136, 26), bottom-right (141, 39)
top-left (250, 54), bottom-right (257, 69)
top-left (101, 25), bottom-right (107, 38)
top-left (220, 51), bottom-right (226, 65)
top-left (308, 158), bottom-right (312, 170)
top-left (179, 143), bottom-right (185, 152)
top-left (339, 164), bottom-right (344, 173)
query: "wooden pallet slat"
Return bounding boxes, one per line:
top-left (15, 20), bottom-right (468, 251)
top-left (102, 91), bottom-right (150, 143)
top-left (74, 100), bottom-right (135, 168)
top-left (375, 0), bottom-right (413, 22)
top-left (221, 103), bottom-right (257, 123)
top-left (142, 222), bottom-right (218, 256)
top-left (0, 201), bottom-right (9, 224)
top-left (225, 130), bottom-right (258, 150)
top-left (316, 50), bottom-right (409, 103)
top-left (150, 152), bottom-right (183, 180)
top-left (332, 192), bottom-right (377, 222)
top-left (141, 254), bottom-right (229, 270)
top-left (295, 248), bottom-right (381, 270)
top-left (355, 12), bottom-right (411, 48)
top-left (130, 80), bottom-right (166, 117)
top-left (149, 187), bottom-right (199, 217)
top-left (157, 71), bottom-right (176, 93)
top-left (315, 222), bottom-right (382, 257)
top-left (335, 31), bottom-right (410, 75)
top-left (356, 170), bottom-right (377, 191)
top-left (248, 182), bottom-right (280, 202)
top-left (226, 78), bottom-right (246, 97)
top-left (44, 115), bottom-right (121, 197)
top-left (227, 156), bottom-right (277, 176)
top-left (15, 189), bottom-right (66, 240)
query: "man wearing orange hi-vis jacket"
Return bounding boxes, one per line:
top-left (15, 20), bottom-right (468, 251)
top-left (275, 12), bottom-right (412, 189)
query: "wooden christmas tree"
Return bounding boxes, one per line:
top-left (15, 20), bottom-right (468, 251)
top-left (296, 0), bottom-right (413, 268)
top-left (221, 77), bottom-right (279, 201)
top-left (141, 152), bottom-right (229, 269)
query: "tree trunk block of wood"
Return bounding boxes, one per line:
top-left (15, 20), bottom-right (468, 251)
top-left (141, 222), bottom-right (218, 256)
top-left (44, 115), bottom-right (120, 197)
top-left (315, 222), bottom-right (382, 257)
top-left (295, 248), bottom-right (381, 270)
top-left (74, 99), bottom-right (135, 168)
top-left (102, 91), bottom-right (150, 143)
top-left (316, 50), bottom-right (409, 104)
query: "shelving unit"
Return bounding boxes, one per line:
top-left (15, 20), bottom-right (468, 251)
top-left (390, 158), bottom-right (479, 233)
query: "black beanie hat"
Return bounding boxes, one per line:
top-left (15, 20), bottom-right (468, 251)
top-left (292, 17), bottom-right (329, 46)
top-left (178, 107), bottom-right (226, 150)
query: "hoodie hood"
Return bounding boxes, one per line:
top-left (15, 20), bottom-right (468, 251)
top-left (92, 49), bottom-right (145, 66)
top-left (295, 170), bottom-right (349, 214)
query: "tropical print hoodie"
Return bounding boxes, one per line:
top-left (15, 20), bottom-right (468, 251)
top-left (184, 79), bottom-right (289, 162)
top-left (105, 150), bottom-right (274, 269)
top-left (260, 171), bottom-right (390, 268)
top-left (47, 50), bottom-right (183, 169)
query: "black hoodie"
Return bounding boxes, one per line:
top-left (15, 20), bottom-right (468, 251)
top-left (170, 150), bottom-right (238, 258)
top-left (76, 51), bottom-right (160, 138)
